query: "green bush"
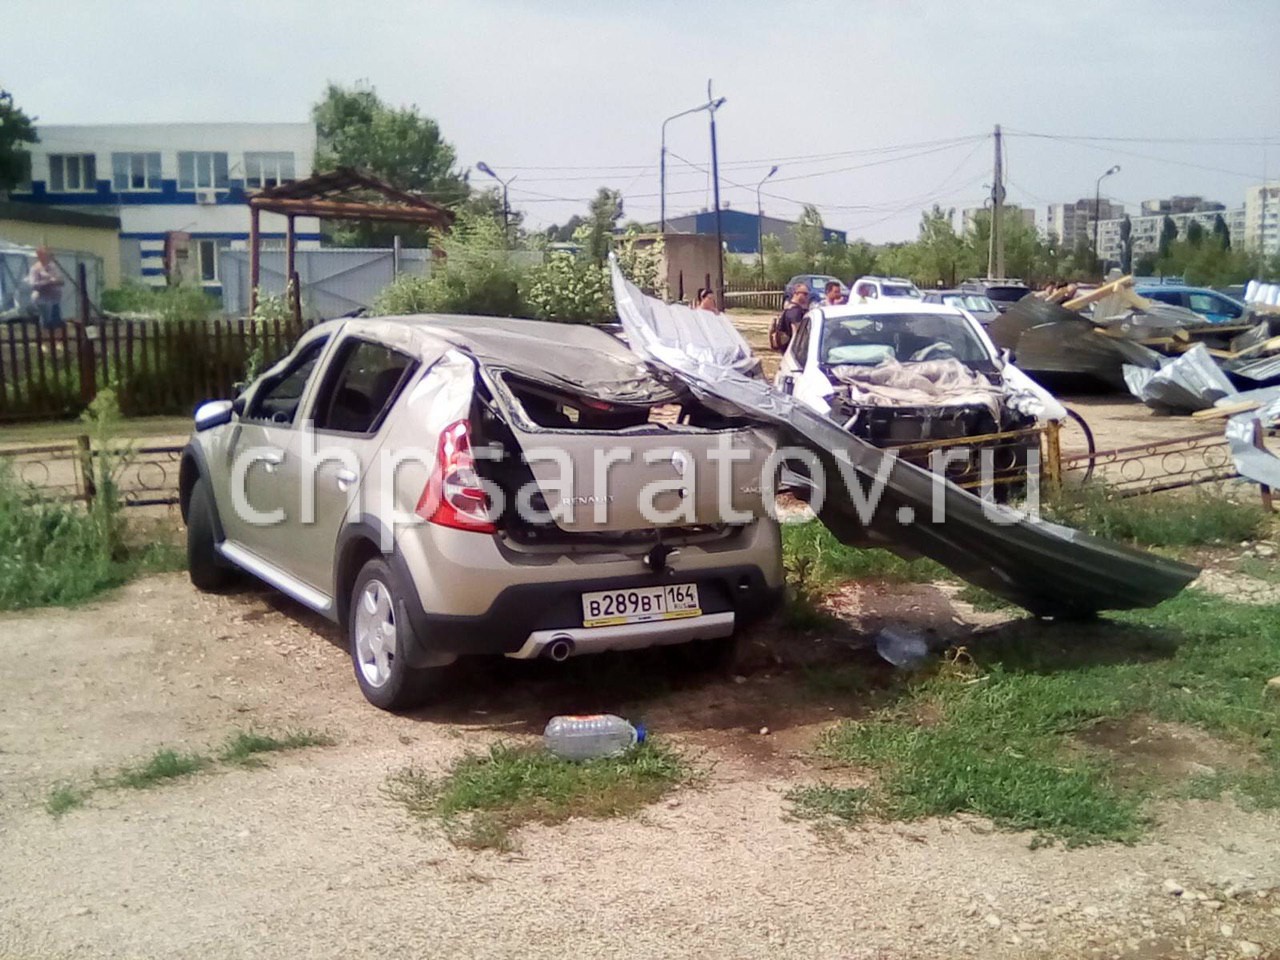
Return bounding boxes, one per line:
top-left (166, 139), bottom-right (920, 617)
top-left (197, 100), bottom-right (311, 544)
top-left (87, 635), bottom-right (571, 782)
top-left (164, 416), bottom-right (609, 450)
top-left (522, 253), bottom-right (612, 323)
top-left (101, 282), bottom-right (219, 324)
top-left (372, 213), bottom-right (524, 318)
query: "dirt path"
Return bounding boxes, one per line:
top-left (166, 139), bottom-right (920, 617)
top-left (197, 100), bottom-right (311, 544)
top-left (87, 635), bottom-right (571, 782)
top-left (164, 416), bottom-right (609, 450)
top-left (3, 575), bottom-right (1279, 959)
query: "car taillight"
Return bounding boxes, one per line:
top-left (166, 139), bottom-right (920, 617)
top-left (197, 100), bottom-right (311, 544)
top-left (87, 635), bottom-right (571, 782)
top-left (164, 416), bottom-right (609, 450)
top-left (415, 419), bottom-right (495, 533)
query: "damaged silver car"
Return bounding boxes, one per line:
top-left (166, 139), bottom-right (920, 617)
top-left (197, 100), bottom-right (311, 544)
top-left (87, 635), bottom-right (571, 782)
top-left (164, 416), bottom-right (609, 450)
top-left (180, 315), bottom-right (783, 711)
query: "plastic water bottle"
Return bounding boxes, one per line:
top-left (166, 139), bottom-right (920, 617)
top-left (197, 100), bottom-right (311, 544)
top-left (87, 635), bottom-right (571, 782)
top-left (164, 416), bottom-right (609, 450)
top-left (543, 715), bottom-right (645, 761)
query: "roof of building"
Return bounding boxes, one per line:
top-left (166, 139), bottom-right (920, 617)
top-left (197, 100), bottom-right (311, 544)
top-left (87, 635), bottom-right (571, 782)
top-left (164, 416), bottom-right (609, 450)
top-left (248, 167), bottom-right (455, 228)
top-left (0, 201), bottom-right (121, 230)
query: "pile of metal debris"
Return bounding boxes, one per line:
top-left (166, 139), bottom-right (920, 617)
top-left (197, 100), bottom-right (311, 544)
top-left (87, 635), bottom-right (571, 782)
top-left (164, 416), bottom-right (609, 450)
top-left (611, 258), bottom-right (1198, 619)
top-left (990, 275), bottom-right (1280, 413)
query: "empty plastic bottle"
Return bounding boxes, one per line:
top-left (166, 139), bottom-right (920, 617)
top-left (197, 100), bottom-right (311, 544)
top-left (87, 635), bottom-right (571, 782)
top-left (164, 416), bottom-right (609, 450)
top-left (543, 714), bottom-right (645, 761)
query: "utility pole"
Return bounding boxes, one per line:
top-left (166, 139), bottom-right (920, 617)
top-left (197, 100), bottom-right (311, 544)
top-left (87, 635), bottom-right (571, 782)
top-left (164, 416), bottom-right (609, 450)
top-left (707, 79), bottom-right (726, 310)
top-left (989, 124), bottom-right (1005, 280)
top-left (1092, 165), bottom-right (1121, 278)
top-left (756, 165), bottom-right (779, 286)
top-left (660, 93), bottom-right (725, 234)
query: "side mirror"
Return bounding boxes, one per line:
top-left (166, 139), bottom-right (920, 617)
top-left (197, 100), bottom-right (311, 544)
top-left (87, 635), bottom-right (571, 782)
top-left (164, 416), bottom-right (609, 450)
top-left (194, 399), bottom-right (235, 432)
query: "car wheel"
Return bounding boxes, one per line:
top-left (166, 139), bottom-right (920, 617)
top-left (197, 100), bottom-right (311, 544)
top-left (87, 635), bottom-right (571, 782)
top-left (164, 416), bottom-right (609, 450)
top-left (349, 558), bottom-right (435, 711)
top-left (187, 476), bottom-right (234, 592)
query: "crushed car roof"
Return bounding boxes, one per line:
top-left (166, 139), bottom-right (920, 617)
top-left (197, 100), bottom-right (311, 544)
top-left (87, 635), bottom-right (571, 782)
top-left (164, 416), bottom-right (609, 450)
top-left (321, 314), bottom-right (679, 405)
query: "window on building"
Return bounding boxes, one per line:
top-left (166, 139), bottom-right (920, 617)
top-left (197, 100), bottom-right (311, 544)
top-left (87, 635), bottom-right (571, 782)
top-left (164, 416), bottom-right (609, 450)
top-left (49, 154), bottom-right (98, 192)
top-left (178, 151), bottom-right (230, 191)
top-left (111, 152), bottom-right (162, 192)
top-left (194, 239), bottom-right (220, 283)
top-left (244, 151), bottom-right (296, 189)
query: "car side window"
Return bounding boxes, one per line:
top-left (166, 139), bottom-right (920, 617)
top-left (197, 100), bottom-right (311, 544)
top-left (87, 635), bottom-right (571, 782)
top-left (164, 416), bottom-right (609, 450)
top-left (244, 339), bottom-right (328, 425)
top-left (1190, 293), bottom-right (1240, 318)
top-left (1146, 290), bottom-right (1181, 307)
top-left (312, 338), bottom-right (416, 435)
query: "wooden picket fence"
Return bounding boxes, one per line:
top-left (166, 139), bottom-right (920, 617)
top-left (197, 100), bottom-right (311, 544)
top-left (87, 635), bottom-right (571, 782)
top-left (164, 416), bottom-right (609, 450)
top-left (0, 317), bottom-right (317, 422)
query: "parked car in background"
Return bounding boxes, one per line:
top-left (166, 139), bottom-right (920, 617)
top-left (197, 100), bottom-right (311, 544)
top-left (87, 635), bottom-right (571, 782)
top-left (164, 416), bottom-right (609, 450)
top-left (960, 278), bottom-right (1032, 313)
top-left (785, 274), bottom-right (846, 304)
top-left (849, 275), bottom-right (922, 300)
top-left (1136, 285), bottom-right (1246, 324)
top-left (921, 289), bottom-right (999, 325)
top-left (181, 315), bottom-right (783, 711)
top-left (773, 299), bottom-right (1064, 494)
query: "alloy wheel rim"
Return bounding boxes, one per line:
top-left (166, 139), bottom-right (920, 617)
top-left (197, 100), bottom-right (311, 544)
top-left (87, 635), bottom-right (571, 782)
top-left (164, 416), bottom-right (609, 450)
top-left (354, 579), bottom-right (396, 688)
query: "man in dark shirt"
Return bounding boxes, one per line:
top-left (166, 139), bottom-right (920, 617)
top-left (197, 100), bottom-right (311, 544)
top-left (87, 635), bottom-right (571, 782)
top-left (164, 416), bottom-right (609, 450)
top-left (770, 283), bottom-right (809, 351)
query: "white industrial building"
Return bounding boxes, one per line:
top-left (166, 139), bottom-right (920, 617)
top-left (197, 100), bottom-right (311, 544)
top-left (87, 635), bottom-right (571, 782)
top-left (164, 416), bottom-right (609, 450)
top-left (10, 122), bottom-right (320, 292)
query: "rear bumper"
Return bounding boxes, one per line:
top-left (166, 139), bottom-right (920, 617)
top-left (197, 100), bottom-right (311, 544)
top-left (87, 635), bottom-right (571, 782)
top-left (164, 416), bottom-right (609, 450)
top-left (396, 562), bottom-right (782, 666)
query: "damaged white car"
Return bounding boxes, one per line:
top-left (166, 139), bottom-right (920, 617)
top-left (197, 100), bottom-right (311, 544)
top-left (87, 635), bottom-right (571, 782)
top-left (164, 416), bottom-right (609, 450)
top-left (775, 299), bottom-right (1066, 491)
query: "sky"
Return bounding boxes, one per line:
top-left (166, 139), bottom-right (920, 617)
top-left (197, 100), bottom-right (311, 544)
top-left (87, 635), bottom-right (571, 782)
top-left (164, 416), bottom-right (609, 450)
top-left (4, 0), bottom-right (1280, 242)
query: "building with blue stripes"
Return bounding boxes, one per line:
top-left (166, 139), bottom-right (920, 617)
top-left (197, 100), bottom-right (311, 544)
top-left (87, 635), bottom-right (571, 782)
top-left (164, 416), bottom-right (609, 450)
top-left (9, 123), bottom-right (321, 294)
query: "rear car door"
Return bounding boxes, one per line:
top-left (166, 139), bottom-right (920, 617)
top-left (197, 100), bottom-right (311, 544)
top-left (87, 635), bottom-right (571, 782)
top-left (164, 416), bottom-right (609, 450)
top-left (276, 335), bottom-right (419, 592)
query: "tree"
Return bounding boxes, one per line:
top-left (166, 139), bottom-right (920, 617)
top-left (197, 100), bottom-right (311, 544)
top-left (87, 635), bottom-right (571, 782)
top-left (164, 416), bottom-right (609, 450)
top-left (1119, 215), bottom-right (1133, 274)
top-left (1212, 213), bottom-right (1231, 250)
top-left (312, 81), bottom-right (469, 246)
top-left (462, 186), bottom-right (524, 239)
top-left (1185, 219), bottom-right (1205, 247)
top-left (580, 187), bottom-right (623, 263)
top-left (793, 205), bottom-right (826, 262)
top-left (544, 216), bottom-right (586, 244)
top-left (1158, 216), bottom-right (1178, 260)
top-left (0, 89), bottom-right (37, 193)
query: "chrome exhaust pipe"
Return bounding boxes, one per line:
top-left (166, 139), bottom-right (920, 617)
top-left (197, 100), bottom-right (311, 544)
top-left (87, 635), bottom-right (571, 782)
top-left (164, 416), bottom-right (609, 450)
top-left (545, 637), bottom-right (575, 662)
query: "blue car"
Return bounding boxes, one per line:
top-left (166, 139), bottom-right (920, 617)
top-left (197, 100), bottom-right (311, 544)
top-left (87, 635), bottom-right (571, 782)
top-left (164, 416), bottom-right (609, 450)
top-left (1136, 285), bottom-right (1247, 324)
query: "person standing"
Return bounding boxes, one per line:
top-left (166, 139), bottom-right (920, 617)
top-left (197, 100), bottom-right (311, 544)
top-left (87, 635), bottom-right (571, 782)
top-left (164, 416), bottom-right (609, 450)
top-left (770, 282), bottom-right (809, 351)
top-left (26, 247), bottom-right (65, 333)
top-left (823, 280), bottom-right (846, 306)
top-left (695, 287), bottom-right (718, 312)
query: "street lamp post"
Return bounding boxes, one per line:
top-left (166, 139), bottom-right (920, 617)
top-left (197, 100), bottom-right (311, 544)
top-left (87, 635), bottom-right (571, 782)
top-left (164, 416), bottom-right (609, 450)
top-left (1092, 164), bottom-right (1121, 276)
top-left (659, 93), bottom-right (727, 234)
top-left (475, 162), bottom-right (515, 242)
top-left (756, 165), bottom-right (779, 286)
top-left (706, 80), bottom-right (727, 310)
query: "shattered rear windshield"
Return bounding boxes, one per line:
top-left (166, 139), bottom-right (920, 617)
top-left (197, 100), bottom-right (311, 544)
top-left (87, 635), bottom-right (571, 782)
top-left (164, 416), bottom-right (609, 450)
top-left (819, 312), bottom-right (991, 367)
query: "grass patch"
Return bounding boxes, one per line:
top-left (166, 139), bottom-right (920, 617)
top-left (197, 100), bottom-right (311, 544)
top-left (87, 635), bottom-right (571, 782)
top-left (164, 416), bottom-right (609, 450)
top-left (1047, 486), bottom-right (1269, 548)
top-left (44, 783), bottom-right (88, 817)
top-left (385, 740), bottom-right (692, 851)
top-left (955, 583), bottom-right (1018, 612)
top-left (807, 590), bottom-right (1280, 845)
top-left (783, 521), bottom-right (947, 585)
top-left (0, 389), bottom-right (185, 612)
top-left (113, 749), bottom-right (211, 789)
top-left (0, 470), bottom-right (128, 610)
top-left (219, 729), bottom-right (336, 766)
top-left (43, 727), bottom-right (333, 814)
top-left (786, 783), bottom-right (870, 824)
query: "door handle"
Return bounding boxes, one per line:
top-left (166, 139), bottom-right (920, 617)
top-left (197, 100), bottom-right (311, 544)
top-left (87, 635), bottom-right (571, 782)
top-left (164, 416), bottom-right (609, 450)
top-left (335, 468), bottom-right (357, 491)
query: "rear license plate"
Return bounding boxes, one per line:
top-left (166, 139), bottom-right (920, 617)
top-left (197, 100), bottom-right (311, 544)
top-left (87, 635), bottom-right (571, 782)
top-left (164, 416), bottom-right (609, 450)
top-left (581, 584), bottom-right (701, 628)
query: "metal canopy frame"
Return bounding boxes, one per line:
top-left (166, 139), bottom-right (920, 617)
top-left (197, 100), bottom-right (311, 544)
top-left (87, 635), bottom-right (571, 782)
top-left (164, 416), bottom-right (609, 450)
top-left (246, 167), bottom-right (456, 318)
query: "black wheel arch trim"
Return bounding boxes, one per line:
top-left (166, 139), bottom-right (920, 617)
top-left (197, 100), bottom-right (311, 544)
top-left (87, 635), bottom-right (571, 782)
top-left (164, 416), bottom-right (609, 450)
top-left (179, 443), bottom-right (225, 542)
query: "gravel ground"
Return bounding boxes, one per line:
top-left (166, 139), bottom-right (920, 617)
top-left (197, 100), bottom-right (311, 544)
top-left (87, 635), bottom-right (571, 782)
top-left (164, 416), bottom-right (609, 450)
top-left (3, 575), bottom-right (1280, 960)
